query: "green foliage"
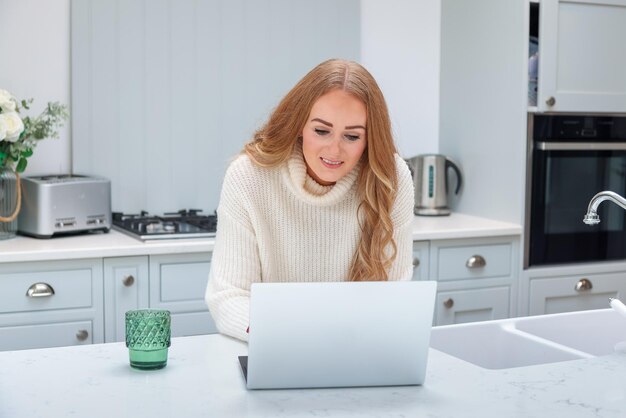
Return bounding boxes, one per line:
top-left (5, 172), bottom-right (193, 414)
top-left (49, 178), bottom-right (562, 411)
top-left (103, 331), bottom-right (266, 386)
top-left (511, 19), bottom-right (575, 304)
top-left (0, 98), bottom-right (69, 173)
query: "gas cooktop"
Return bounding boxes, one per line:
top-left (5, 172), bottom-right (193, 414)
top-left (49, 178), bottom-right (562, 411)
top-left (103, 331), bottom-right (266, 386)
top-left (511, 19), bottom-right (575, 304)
top-left (112, 209), bottom-right (217, 241)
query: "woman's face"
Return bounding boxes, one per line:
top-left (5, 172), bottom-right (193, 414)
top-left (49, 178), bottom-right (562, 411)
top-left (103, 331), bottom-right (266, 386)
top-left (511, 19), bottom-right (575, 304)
top-left (301, 89), bottom-right (367, 186)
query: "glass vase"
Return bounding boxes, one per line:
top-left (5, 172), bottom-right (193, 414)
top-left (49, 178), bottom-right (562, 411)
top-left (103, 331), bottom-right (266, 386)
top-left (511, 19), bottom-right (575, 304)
top-left (0, 168), bottom-right (20, 240)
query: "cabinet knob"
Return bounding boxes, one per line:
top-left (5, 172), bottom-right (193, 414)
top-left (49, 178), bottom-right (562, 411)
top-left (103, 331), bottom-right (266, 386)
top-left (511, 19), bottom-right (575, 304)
top-left (443, 298), bottom-right (454, 309)
top-left (575, 278), bottom-right (593, 292)
top-left (413, 257), bottom-right (420, 268)
top-left (26, 282), bottom-right (55, 298)
top-left (466, 255), bottom-right (486, 269)
top-left (546, 96), bottom-right (556, 107)
top-left (122, 274), bottom-right (135, 287)
top-left (76, 329), bottom-right (89, 342)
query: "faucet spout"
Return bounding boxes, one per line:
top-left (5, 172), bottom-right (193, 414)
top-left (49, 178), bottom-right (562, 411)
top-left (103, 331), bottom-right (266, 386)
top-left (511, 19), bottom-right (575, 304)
top-left (583, 191), bottom-right (626, 225)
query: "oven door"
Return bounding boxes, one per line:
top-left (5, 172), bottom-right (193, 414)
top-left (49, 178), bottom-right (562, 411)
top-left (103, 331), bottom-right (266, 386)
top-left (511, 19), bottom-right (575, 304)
top-left (528, 142), bottom-right (626, 267)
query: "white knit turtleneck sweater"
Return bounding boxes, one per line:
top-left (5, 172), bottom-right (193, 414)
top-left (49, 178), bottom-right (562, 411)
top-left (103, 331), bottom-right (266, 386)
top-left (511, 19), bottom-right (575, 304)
top-left (205, 145), bottom-right (415, 341)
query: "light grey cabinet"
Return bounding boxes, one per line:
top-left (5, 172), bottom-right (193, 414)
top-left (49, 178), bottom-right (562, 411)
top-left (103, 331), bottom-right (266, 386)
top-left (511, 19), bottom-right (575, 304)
top-left (149, 253), bottom-right (217, 337)
top-left (428, 236), bottom-right (519, 326)
top-left (103, 253), bottom-right (217, 343)
top-left (537, 0), bottom-right (626, 113)
top-left (435, 286), bottom-right (510, 326)
top-left (0, 259), bottom-right (104, 351)
top-left (411, 241), bottom-right (429, 281)
top-left (526, 269), bottom-right (626, 316)
top-left (103, 256), bottom-right (149, 342)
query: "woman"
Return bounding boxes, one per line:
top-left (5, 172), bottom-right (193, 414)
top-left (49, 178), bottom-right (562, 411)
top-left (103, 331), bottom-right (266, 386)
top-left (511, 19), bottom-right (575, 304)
top-left (205, 59), bottom-right (414, 342)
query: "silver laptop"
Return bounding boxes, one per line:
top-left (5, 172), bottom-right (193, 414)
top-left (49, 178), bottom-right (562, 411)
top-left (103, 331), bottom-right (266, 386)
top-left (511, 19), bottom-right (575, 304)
top-left (239, 280), bottom-right (437, 389)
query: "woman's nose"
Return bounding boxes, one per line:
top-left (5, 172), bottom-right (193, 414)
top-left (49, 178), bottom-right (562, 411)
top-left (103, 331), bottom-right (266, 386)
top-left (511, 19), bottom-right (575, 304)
top-left (327, 135), bottom-right (342, 154)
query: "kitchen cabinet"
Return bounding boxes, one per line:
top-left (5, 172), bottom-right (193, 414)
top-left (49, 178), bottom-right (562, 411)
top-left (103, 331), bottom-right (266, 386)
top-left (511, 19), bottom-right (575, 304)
top-left (435, 286), bottom-right (510, 325)
top-left (523, 265), bottom-right (626, 315)
top-left (427, 236), bottom-right (519, 325)
top-left (536, 0), bottom-right (626, 113)
top-left (104, 253), bottom-right (216, 343)
top-left (411, 241), bottom-right (429, 281)
top-left (103, 256), bottom-right (149, 342)
top-left (0, 259), bottom-right (104, 351)
top-left (148, 253), bottom-right (217, 337)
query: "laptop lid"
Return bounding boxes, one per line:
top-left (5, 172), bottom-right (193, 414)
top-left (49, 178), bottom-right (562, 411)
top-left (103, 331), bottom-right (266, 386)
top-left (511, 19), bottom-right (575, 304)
top-left (243, 280), bottom-right (437, 389)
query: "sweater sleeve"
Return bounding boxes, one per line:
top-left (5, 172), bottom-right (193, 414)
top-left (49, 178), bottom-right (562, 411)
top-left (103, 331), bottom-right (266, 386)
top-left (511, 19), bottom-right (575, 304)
top-left (205, 158), bottom-right (261, 342)
top-left (387, 155), bottom-right (415, 281)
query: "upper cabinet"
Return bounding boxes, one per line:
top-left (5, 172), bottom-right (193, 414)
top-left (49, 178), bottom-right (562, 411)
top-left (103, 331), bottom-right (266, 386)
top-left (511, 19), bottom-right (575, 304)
top-left (535, 0), bottom-right (626, 113)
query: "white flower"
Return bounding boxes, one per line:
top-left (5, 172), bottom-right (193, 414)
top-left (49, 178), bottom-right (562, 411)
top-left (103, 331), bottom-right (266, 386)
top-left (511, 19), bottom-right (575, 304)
top-left (0, 89), bottom-right (17, 112)
top-left (0, 115), bottom-right (6, 141)
top-left (0, 112), bottom-right (24, 142)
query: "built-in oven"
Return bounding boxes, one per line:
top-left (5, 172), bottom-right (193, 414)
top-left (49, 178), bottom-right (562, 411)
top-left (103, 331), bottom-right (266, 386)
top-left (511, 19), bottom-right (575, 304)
top-left (525, 114), bottom-right (626, 268)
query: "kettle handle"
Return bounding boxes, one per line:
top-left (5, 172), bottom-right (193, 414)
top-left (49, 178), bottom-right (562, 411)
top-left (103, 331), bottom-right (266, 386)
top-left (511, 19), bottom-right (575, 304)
top-left (445, 158), bottom-right (463, 195)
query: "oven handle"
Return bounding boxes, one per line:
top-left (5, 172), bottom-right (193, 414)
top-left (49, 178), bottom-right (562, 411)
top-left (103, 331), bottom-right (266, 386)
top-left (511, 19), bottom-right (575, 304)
top-left (536, 142), bottom-right (626, 151)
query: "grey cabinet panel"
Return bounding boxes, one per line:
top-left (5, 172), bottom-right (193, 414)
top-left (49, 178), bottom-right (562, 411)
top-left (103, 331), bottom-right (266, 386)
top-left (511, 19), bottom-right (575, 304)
top-left (433, 242), bottom-right (512, 281)
top-left (104, 256), bottom-right (149, 342)
top-left (411, 241), bottom-right (430, 281)
top-left (435, 287), bottom-right (510, 326)
top-left (0, 268), bottom-right (93, 314)
top-left (529, 272), bottom-right (626, 316)
top-left (0, 320), bottom-right (93, 351)
top-left (149, 253), bottom-right (211, 312)
top-left (0, 259), bottom-right (104, 351)
top-left (171, 311), bottom-right (217, 337)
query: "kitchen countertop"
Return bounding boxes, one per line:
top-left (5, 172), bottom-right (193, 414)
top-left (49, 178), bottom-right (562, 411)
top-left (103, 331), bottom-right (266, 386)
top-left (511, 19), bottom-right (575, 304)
top-left (0, 213), bottom-right (521, 263)
top-left (0, 332), bottom-right (623, 418)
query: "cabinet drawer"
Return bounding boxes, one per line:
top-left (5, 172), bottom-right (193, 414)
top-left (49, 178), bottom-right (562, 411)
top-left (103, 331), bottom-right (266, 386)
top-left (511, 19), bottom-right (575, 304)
top-left (529, 272), bottom-right (626, 316)
top-left (435, 243), bottom-right (512, 281)
top-left (0, 320), bottom-right (93, 351)
top-left (0, 269), bottom-right (93, 314)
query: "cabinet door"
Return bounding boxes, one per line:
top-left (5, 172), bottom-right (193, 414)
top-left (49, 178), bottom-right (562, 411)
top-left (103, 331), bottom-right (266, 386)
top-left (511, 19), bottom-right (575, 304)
top-left (411, 241), bottom-right (429, 281)
top-left (538, 0), bottom-right (626, 112)
top-left (103, 256), bottom-right (149, 342)
top-left (149, 253), bottom-right (217, 336)
top-left (435, 287), bottom-right (510, 326)
top-left (529, 272), bottom-right (626, 315)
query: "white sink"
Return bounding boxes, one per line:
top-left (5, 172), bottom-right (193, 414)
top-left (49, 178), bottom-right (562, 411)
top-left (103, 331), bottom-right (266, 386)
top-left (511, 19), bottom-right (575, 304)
top-left (430, 309), bottom-right (625, 369)
top-left (515, 308), bottom-right (626, 357)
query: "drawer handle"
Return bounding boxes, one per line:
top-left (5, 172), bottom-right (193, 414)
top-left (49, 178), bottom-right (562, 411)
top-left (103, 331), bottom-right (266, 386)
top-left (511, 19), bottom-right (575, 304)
top-left (443, 298), bottom-right (454, 309)
top-left (546, 96), bottom-right (556, 107)
top-left (122, 274), bottom-right (135, 287)
top-left (76, 329), bottom-right (89, 342)
top-left (413, 257), bottom-right (420, 268)
top-left (575, 278), bottom-right (593, 292)
top-left (466, 255), bottom-right (486, 269)
top-left (26, 283), bottom-right (55, 298)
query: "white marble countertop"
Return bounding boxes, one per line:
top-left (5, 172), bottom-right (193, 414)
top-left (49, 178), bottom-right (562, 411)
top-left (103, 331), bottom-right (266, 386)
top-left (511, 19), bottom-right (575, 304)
top-left (0, 213), bottom-right (521, 263)
top-left (0, 332), bottom-right (623, 418)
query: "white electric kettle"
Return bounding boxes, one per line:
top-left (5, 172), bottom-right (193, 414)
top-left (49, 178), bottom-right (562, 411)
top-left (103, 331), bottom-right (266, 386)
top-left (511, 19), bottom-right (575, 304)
top-left (405, 154), bottom-right (463, 216)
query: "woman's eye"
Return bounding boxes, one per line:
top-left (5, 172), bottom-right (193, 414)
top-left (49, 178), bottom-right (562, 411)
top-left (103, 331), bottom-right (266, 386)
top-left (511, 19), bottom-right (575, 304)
top-left (344, 134), bottom-right (360, 142)
top-left (314, 128), bottom-right (330, 136)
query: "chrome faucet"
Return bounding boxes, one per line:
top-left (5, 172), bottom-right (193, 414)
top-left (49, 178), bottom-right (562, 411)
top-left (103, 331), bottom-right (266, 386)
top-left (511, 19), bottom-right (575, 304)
top-left (583, 191), bottom-right (626, 225)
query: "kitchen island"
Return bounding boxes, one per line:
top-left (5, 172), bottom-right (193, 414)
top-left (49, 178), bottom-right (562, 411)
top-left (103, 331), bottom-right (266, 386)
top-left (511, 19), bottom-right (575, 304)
top-left (1, 329), bottom-right (624, 418)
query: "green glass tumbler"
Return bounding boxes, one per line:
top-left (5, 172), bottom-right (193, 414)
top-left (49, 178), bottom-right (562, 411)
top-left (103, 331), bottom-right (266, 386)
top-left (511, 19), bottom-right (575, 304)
top-left (125, 309), bottom-right (171, 370)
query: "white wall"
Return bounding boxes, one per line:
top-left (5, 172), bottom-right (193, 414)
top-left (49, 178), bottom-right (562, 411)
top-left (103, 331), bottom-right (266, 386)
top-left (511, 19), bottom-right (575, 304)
top-left (0, 0), bottom-right (71, 176)
top-left (361, 0), bottom-right (441, 158)
top-left (0, 0), bottom-right (441, 175)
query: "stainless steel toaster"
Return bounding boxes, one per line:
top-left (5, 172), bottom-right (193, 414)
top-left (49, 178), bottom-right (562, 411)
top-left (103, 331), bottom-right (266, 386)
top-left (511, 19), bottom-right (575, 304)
top-left (17, 174), bottom-right (111, 238)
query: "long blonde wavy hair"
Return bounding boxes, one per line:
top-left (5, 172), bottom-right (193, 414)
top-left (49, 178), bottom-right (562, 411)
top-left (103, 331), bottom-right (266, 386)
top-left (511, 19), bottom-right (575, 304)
top-left (243, 59), bottom-right (399, 281)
